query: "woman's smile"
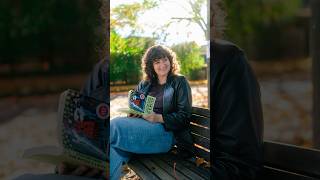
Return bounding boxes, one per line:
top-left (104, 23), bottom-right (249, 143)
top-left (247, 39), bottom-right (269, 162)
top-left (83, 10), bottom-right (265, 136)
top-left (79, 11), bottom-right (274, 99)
top-left (153, 57), bottom-right (170, 77)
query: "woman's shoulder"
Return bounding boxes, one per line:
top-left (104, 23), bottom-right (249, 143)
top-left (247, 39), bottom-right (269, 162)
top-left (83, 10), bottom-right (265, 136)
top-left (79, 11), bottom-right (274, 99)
top-left (81, 60), bottom-right (108, 101)
top-left (211, 39), bottom-right (249, 74)
top-left (136, 79), bottom-right (151, 91)
top-left (211, 39), bottom-right (245, 65)
top-left (169, 74), bottom-right (190, 87)
top-left (170, 74), bottom-right (187, 81)
top-left (137, 79), bottom-right (149, 86)
top-left (211, 39), bottom-right (243, 56)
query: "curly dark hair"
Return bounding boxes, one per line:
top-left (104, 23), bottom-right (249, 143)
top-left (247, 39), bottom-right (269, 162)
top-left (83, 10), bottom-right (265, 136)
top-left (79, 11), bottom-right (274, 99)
top-left (141, 45), bottom-right (180, 83)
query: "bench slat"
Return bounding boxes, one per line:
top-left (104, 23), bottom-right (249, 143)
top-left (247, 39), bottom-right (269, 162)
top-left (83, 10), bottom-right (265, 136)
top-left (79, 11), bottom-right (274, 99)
top-left (129, 159), bottom-right (160, 180)
top-left (159, 154), bottom-right (211, 179)
top-left (191, 132), bottom-right (210, 150)
top-left (155, 156), bottom-right (207, 180)
top-left (190, 114), bottom-right (210, 128)
top-left (190, 124), bottom-right (210, 139)
top-left (151, 157), bottom-right (191, 180)
top-left (195, 146), bottom-right (210, 162)
top-left (139, 157), bottom-right (176, 180)
top-left (264, 141), bottom-right (320, 178)
top-left (262, 166), bottom-right (318, 180)
top-left (192, 107), bottom-right (210, 117)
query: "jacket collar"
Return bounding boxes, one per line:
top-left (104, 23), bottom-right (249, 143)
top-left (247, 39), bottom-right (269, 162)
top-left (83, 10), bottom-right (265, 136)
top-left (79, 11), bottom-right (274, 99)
top-left (140, 74), bottom-right (175, 114)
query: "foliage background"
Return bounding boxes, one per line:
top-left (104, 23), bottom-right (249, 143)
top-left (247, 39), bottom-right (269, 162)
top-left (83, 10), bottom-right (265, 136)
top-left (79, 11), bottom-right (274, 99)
top-left (223, 0), bottom-right (308, 60)
top-left (110, 0), bottom-right (207, 84)
top-left (0, 0), bottom-right (104, 76)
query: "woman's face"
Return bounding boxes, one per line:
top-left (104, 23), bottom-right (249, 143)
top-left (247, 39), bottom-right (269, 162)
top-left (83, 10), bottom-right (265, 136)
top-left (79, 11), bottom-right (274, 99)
top-left (153, 57), bottom-right (171, 78)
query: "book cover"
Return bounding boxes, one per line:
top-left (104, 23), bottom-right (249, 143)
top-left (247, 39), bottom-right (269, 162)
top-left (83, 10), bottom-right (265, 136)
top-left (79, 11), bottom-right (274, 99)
top-left (22, 89), bottom-right (109, 171)
top-left (118, 90), bottom-right (156, 115)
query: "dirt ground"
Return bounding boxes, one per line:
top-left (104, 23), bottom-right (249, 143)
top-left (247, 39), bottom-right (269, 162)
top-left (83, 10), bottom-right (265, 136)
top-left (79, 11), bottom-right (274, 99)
top-left (0, 94), bottom-right (60, 179)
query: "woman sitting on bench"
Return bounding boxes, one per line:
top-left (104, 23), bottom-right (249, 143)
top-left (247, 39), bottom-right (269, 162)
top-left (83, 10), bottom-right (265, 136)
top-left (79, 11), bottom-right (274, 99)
top-left (110, 45), bottom-right (195, 180)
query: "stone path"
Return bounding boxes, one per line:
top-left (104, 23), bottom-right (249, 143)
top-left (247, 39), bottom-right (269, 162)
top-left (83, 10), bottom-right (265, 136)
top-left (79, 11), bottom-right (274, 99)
top-left (260, 79), bottom-right (312, 146)
top-left (0, 95), bottom-right (59, 179)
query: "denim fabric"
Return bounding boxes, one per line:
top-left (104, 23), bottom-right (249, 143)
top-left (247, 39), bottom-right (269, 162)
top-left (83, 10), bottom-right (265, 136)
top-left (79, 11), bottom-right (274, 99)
top-left (110, 117), bottom-right (175, 180)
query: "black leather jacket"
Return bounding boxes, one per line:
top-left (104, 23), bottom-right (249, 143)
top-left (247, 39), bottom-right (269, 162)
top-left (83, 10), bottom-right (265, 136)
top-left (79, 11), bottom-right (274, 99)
top-left (211, 40), bottom-right (264, 180)
top-left (81, 60), bottom-right (109, 103)
top-left (136, 75), bottom-right (196, 158)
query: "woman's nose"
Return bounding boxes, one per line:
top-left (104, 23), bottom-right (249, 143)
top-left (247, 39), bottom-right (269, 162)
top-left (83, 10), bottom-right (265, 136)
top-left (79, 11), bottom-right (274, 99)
top-left (159, 60), bottom-right (167, 65)
top-left (159, 62), bottom-right (166, 68)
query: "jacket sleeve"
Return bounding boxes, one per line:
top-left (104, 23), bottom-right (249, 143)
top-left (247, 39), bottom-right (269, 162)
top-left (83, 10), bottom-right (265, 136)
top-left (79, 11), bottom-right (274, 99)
top-left (81, 60), bottom-right (108, 102)
top-left (212, 50), bottom-right (264, 180)
top-left (162, 76), bottom-right (193, 131)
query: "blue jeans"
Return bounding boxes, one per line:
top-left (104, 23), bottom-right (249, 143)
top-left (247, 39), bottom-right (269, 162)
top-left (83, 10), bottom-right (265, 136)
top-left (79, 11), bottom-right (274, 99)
top-left (110, 117), bottom-right (175, 180)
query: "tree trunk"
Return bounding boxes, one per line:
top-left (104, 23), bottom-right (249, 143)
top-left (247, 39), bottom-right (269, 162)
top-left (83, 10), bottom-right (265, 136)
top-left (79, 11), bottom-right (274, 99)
top-left (311, 0), bottom-right (320, 149)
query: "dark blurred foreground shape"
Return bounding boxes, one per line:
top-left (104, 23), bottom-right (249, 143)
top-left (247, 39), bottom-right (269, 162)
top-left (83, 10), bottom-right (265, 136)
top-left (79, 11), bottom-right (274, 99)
top-left (0, 0), bottom-right (104, 77)
top-left (311, 0), bottom-right (320, 149)
top-left (0, 0), bottom-right (105, 97)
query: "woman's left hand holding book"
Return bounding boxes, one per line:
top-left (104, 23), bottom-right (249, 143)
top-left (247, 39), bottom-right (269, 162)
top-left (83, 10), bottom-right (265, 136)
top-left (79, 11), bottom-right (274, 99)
top-left (142, 113), bottom-right (164, 123)
top-left (127, 112), bottom-right (164, 123)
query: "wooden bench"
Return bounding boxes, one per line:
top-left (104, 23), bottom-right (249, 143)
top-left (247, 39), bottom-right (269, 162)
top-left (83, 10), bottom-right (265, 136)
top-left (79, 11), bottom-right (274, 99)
top-left (128, 107), bottom-right (320, 179)
top-left (262, 141), bottom-right (320, 179)
top-left (128, 107), bottom-right (211, 180)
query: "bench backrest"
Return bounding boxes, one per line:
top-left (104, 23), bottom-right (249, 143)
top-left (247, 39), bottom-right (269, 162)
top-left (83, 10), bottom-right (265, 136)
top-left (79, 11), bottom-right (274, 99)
top-left (263, 141), bottom-right (320, 179)
top-left (190, 107), bottom-right (320, 179)
top-left (190, 107), bottom-right (210, 162)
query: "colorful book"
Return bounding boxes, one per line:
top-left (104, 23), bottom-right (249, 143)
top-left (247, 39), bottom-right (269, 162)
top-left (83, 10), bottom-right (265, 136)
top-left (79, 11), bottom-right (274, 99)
top-left (118, 90), bottom-right (156, 115)
top-left (22, 89), bottom-right (109, 171)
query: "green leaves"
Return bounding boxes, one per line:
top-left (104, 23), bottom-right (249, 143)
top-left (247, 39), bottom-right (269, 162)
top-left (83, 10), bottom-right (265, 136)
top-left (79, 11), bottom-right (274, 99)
top-left (172, 41), bottom-right (205, 80)
top-left (0, 0), bottom-right (103, 74)
top-left (110, 31), bottom-right (155, 84)
top-left (111, 0), bottom-right (158, 34)
top-left (224, 0), bottom-right (302, 60)
top-left (110, 32), bottom-right (205, 83)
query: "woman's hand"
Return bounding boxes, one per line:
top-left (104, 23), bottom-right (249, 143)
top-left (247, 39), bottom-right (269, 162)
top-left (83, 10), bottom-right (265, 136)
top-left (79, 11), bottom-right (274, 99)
top-left (56, 162), bottom-right (105, 178)
top-left (127, 113), bottom-right (142, 118)
top-left (142, 113), bottom-right (164, 123)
